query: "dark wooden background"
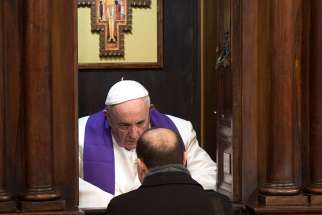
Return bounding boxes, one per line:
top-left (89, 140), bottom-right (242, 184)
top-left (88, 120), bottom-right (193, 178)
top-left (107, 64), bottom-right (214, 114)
top-left (78, 0), bottom-right (201, 135)
top-left (1, 0), bottom-right (322, 214)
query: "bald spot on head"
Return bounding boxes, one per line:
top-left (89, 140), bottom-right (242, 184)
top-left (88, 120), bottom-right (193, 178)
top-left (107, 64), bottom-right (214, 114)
top-left (136, 127), bottom-right (184, 169)
top-left (141, 128), bottom-right (177, 152)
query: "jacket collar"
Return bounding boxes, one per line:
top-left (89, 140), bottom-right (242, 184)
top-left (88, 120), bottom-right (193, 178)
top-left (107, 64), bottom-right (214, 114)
top-left (144, 164), bottom-right (190, 178)
top-left (140, 165), bottom-right (202, 188)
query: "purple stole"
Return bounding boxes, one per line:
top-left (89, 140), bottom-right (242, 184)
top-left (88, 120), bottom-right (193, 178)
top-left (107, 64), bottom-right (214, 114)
top-left (83, 108), bottom-right (182, 194)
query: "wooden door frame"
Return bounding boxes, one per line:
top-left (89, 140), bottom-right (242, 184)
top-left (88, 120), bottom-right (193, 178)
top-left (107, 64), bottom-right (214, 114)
top-left (199, 0), bottom-right (243, 203)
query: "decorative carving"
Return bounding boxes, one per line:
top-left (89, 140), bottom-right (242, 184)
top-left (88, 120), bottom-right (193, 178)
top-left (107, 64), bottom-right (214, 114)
top-left (215, 31), bottom-right (231, 70)
top-left (78, 0), bottom-right (151, 57)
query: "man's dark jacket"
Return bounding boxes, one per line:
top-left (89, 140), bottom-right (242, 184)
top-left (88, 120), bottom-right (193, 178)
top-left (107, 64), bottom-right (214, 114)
top-left (105, 168), bottom-right (233, 215)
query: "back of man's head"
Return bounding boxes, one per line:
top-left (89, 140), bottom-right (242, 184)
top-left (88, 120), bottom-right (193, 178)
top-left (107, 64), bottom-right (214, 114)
top-left (136, 128), bottom-right (184, 169)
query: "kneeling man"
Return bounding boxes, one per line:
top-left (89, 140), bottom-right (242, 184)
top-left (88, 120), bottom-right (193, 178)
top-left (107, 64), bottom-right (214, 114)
top-left (106, 128), bottom-right (221, 215)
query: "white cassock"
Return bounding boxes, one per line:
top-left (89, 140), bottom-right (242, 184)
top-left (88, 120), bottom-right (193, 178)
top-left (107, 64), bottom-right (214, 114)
top-left (78, 114), bottom-right (217, 209)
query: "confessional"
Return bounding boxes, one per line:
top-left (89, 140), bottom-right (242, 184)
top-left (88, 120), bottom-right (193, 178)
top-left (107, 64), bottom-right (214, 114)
top-left (1, 0), bottom-right (322, 215)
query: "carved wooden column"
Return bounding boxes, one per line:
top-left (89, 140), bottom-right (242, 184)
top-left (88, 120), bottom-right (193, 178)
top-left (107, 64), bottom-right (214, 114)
top-left (259, 0), bottom-right (306, 204)
top-left (21, 0), bottom-right (64, 211)
top-left (307, 0), bottom-right (322, 202)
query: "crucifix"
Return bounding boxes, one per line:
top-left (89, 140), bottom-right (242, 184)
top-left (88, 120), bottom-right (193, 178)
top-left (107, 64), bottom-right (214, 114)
top-left (78, 0), bottom-right (151, 57)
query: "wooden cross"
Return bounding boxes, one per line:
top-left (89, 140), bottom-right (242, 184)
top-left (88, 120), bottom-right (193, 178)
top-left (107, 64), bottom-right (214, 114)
top-left (78, 0), bottom-right (151, 57)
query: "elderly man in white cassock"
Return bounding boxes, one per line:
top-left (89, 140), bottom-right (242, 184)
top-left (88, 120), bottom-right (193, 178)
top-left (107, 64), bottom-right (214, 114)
top-left (78, 80), bottom-right (217, 208)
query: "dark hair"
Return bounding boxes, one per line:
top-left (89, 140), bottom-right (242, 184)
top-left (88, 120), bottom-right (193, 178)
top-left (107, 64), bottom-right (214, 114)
top-left (136, 128), bottom-right (184, 169)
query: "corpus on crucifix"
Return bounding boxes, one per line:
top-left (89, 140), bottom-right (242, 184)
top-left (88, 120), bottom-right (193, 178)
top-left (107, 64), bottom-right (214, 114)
top-left (105, 0), bottom-right (116, 43)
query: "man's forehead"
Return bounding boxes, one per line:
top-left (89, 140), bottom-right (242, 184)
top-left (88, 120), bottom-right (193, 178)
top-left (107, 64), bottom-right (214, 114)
top-left (114, 112), bottom-right (149, 127)
top-left (111, 98), bottom-right (149, 113)
top-left (109, 103), bottom-right (149, 123)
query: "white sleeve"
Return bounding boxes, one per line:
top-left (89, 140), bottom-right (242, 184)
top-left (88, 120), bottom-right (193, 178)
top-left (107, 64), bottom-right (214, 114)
top-left (167, 115), bottom-right (217, 190)
top-left (79, 178), bottom-right (113, 209)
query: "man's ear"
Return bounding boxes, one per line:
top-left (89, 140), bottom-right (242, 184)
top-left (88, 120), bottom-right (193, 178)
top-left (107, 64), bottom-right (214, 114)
top-left (183, 151), bottom-right (188, 167)
top-left (137, 158), bottom-right (148, 183)
top-left (104, 109), bottom-right (111, 121)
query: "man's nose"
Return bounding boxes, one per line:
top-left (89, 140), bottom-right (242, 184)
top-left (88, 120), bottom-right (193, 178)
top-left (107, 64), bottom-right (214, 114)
top-left (128, 125), bottom-right (141, 138)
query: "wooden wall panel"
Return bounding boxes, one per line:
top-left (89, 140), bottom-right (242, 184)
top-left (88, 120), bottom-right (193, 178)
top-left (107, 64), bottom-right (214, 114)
top-left (0, 0), bottom-right (22, 212)
top-left (50, 0), bottom-right (78, 209)
top-left (231, 0), bottom-right (243, 203)
top-left (2, 1), bottom-right (24, 204)
top-left (28, 0), bottom-right (79, 211)
top-left (2, 0), bottom-right (24, 197)
top-left (0, 0), bottom-right (12, 209)
top-left (241, 0), bottom-right (259, 202)
top-left (308, 0), bottom-right (322, 195)
top-left (203, 0), bottom-right (218, 161)
top-left (256, 0), bottom-right (271, 196)
top-left (213, 0), bottom-right (234, 199)
top-left (0, 0), bottom-right (6, 200)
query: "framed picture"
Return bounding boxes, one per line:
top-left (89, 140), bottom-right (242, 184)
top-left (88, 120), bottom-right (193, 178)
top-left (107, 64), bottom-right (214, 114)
top-left (77, 0), bottom-right (163, 69)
